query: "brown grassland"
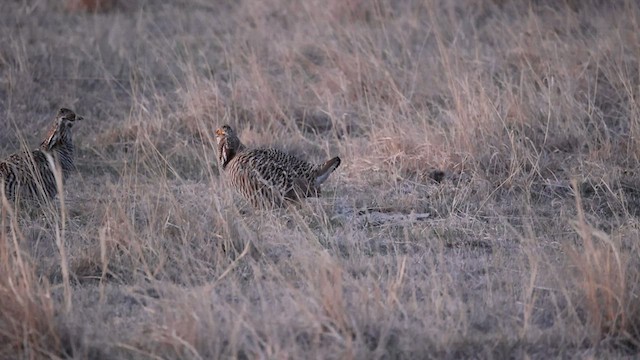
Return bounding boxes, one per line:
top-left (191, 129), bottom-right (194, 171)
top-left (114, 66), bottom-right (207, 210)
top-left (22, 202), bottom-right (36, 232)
top-left (1, 0), bottom-right (640, 358)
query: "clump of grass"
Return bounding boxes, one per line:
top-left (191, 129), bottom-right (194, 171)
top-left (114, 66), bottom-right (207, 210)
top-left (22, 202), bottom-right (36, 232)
top-left (0, 201), bottom-right (63, 358)
top-left (567, 182), bottom-right (640, 348)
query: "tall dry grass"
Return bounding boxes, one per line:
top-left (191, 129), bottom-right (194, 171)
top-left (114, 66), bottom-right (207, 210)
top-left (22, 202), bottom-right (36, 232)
top-left (1, 0), bottom-right (640, 358)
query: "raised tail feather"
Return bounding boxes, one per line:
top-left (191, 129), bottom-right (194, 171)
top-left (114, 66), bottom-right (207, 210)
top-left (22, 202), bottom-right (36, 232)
top-left (314, 157), bottom-right (341, 186)
top-left (284, 157), bottom-right (341, 201)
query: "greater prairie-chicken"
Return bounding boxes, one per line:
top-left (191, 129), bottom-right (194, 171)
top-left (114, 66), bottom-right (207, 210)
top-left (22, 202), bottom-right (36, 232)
top-left (0, 108), bottom-right (83, 202)
top-left (215, 125), bottom-right (341, 208)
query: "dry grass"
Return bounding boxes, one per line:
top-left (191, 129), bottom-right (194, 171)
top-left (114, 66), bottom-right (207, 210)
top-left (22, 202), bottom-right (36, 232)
top-left (1, 0), bottom-right (640, 358)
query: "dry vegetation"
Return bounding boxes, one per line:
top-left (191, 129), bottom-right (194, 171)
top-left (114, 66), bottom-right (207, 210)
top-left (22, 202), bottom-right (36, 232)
top-left (1, 0), bottom-right (640, 358)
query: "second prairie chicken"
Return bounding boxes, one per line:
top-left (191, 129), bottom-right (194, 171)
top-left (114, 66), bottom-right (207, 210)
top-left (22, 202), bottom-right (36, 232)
top-left (0, 108), bottom-right (83, 203)
top-left (215, 125), bottom-right (341, 208)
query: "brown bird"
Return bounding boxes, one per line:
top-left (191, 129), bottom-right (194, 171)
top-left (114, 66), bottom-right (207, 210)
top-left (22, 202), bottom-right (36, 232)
top-left (215, 125), bottom-right (341, 208)
top-left (0, 108), bottom-right (83, 203)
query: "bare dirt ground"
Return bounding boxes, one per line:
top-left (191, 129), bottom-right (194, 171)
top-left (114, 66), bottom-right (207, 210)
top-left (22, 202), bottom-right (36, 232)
top-left (1, 0), bottom-right (640, 358)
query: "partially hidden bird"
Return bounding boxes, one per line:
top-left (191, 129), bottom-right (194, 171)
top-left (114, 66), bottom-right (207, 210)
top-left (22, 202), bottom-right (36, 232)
top-left (0, 108), bottom-right (83, 203)
top-left (215, 125), bottom-right (340, 208)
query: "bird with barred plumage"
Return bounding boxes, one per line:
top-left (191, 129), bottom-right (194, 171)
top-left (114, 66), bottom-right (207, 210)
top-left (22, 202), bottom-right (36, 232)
top-left (215, 125), bottom-right (341, 208)
top-left (0, 108), bottom-right (83, 203)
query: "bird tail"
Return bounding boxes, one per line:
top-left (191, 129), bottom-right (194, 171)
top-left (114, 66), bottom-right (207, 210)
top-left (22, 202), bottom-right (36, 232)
top-left (314, 157), bottom-right (341, 186)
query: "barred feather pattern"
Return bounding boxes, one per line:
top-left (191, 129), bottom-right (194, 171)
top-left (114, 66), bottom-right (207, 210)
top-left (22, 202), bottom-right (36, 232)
top-left (215, 125), bottom-right (341, 208)
top-left (0, 108), bottom-right (82, 202)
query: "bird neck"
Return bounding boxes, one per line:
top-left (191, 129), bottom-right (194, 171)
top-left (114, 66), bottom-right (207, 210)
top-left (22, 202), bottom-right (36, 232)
top-left (219, 136), bottom-right (245, 170)
top-left (41, 130), bottom-right (75, 173)
top-left (219, 140), bottom-right (234, 170)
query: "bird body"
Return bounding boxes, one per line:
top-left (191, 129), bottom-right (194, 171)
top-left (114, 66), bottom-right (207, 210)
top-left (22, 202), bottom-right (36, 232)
top-left (215, 125), bottom-right (340, 208)
top-left (0, 108), bottom-right (82, 202)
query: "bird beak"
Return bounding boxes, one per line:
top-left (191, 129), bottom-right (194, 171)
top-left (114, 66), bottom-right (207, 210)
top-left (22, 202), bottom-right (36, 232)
top-left (215, 128), bottom-right (224, 136)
